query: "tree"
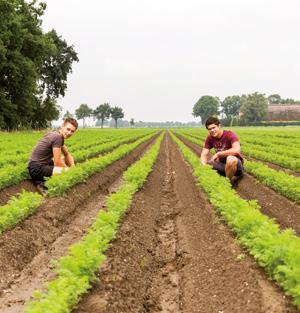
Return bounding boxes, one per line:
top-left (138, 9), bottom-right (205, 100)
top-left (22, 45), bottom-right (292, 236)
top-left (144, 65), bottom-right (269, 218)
top-left (268, 94), bottom-right (282, 105)
top-left (0, 0), bottom-right (78, 130)
top-left (93, 103), bottom-right (111, 128)
top-left (63, 110), bottom-right (74, 119)
top-left (110, 106), bottom-right (124, 128)
top-left (192, 96), bottom-right (219, 125)
top-left (240, 92), bottom-right (268, 123)
top-left (75, 104), bottom-right (93, 128)
top-left (130, 118), bottom-right (135, 127)
top-left (221, 95), bottom-right (242, 118)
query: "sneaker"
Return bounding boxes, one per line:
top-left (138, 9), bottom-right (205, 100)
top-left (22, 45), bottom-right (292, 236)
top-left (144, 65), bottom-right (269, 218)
top-left (36, 183), bottom-right (48, 196)
top-left (230, 174), bottom-right (243, 187)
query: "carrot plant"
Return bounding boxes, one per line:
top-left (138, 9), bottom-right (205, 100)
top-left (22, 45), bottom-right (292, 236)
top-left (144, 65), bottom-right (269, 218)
top-left (172, 133), bottom-right (300, 309)
top-left (45, 132), bottom-right (158, 197)
top-left (0, 191), bottom-right (43, 233)
top-left (25, 133), bottom-right (164, 313)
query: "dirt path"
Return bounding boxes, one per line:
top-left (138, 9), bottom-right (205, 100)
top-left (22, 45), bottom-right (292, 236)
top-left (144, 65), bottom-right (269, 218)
top-left (176, 133), bottom-right (300, 235)
top-left (73, 132), bottom-right (297, 313)
top-left (0, 134), bottom-right (158, 307)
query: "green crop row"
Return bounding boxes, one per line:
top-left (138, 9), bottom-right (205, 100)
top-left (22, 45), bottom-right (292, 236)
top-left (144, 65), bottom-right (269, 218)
top-left (171, 133), bottom-right (300, 309)
top-left (0, 191), bottom-right (43, 234)
top-left (45, 132), bottom-right (159, 196)
top-left (25, 133), bottom-right (164, 313)
top-left (0, 131), bottom-right (155, 191)
top-left (244, 160), bottom-right (300, 203)
top-left (174, 131), bottom-right (300, 203)
top-left (0, 133), bottom-right (158, 235)
top-left (242, 146), bottom-right (300, 172)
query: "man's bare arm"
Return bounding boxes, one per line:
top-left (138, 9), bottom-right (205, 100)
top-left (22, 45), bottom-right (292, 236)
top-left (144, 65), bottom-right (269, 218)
top-left (212, 141), bottom-right (240, 161)
top-left (61, 145), bottom-right (75, 167)
top-left (200, 148), bottom-right (210, 165)
top-left (53, 147), bottom-right (66, 167)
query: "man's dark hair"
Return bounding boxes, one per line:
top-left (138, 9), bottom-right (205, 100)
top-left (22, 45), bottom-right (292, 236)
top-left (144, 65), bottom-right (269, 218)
top-left (205, 116), bottom-right (220, 129)
top-left (63, 117), bottom-right (78, 129)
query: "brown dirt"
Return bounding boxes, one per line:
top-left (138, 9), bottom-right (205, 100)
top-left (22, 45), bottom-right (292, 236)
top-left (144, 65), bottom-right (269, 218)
top-left (245, 155), bottom-right (300, 177)
top-left (0, 134), bottom-right (158, 300)
top-left (176, 133), bottom-right (300, 235)
top-left (72, 132), bottom-right (297, 313)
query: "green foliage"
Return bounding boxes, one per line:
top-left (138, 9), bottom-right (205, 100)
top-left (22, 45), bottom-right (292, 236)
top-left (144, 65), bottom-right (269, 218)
top-left (221, 95), bottom-right (243, 119)
top-left (244, 160), bottom-right (300, 203)
top-left (192, 96), bottom-right (219, 125)
top-left (0, 190), bottom-right (43, 233)
top-left (110, 106), bottom-right (124, 128)
top-left (93, 103), bottom-right (111, 128)
top-left (240, 92), bottom-right (268, 123)
top-left (171, 133), bottom-right (300, 309)
top-left (75, 104), bottom-right (93, 128)
top-left (0, 0), bottom-right (78, 130)
top-left (45, 132), bottom-right (158, 196)
top-left (25, 133), bottom-right (164, 313)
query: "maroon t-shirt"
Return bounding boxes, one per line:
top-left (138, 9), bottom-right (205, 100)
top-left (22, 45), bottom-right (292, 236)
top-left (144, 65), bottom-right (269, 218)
top-left (204, 130), bottom-right (243, 163)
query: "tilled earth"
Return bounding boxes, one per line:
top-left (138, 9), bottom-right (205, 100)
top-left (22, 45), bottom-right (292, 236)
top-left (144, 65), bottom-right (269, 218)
top-left (0, 132), bottom-right (298, 312)
top-left (74, 133), bottom-right (297, 313)
top-left (175, 134), bottom-right (300, 235)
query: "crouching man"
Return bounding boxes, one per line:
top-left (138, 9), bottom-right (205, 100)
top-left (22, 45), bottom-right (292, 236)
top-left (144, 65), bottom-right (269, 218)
top-left (28, 117), bottom-right (78, 195)
top-left (200, 116), bottom-right (244, 185)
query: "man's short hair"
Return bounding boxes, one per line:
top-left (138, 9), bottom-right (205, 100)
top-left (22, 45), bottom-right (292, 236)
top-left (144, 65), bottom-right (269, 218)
top-left (63, 117), bottom-right (78, 129)
top-left (205, 116), bottom-right (220, 129)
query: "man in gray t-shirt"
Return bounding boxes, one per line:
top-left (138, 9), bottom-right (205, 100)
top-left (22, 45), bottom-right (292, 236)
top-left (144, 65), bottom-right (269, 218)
top-left (28, 118), bottom-right (78, 194)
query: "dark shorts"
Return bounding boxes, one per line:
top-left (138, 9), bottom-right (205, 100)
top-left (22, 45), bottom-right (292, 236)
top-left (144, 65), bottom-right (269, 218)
top-left (211, 158), bottom-right (244, 177)
top-left (28, 161), bottom-right (54, 184)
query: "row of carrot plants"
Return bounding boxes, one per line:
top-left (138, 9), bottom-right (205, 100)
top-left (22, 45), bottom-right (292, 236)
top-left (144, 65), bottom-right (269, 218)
top-left (25, 133), bottom-right (164, 313)
top-left (0, 130), bottom-right (155, 190)
top-left (0, 132), bottom-right (158, 234)
top-left (173, 131), bottom-right (300, 202)
top-left (45, 132), bottom-right (158, 196)
top-left (171, 133), bottom-right (300, 309)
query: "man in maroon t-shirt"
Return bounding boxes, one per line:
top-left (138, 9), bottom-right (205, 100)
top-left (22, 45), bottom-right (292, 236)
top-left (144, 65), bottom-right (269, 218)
top-left (200, 116), bottom-right (244, 184)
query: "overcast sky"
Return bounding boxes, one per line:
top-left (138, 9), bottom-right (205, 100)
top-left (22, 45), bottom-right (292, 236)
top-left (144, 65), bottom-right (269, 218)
top-left (42, 0), bottom-right (300, 122)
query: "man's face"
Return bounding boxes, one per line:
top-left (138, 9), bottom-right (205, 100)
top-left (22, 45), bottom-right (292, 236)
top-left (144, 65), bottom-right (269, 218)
top-left (61, 122), bottom-right (76, 139)
top-left (207, 123), bottom-right (221, 138)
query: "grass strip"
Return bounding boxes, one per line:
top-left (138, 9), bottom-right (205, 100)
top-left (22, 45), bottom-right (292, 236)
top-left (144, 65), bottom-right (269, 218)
top-left (244, 160), bottom-right (300, 204)
top-left (25, 133), bottom-right (164, 313)
top-left (171, 133), bottom-right (300, 309)
top-left (45, 132), bottom-right (159, 197)
top-left (0, 191), bottom-right (43, 234)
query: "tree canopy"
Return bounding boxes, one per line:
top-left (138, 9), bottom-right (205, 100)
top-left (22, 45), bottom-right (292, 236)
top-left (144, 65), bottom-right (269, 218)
top-left (240, 92), bottom-right (268, 123)
top-left (75, 104), bottom-right (93, 128)
top-left (192, 96), bottom-right (219, 125)
top-left (93, 103), bottom-right (111, 128)
top-left (0, 0), bottom-right (78, 130)
top-left (110, 106), bottom-right (124, 128)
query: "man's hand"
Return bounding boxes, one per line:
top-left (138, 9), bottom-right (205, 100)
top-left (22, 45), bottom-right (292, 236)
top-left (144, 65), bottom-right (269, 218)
top-left (211, 152), bottom-right (220, 162)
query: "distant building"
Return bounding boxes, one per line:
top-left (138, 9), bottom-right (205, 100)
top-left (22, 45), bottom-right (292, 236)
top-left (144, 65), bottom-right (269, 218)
top-left (266, 104), bottom-right (300, 121)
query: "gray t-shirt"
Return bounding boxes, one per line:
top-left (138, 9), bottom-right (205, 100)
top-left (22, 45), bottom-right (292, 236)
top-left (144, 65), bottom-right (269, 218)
top-left (29, 131), bottom-right (64, 165)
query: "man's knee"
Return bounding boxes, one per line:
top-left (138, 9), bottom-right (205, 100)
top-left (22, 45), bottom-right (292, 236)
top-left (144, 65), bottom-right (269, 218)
top-left (226, 156), bottom-right (238, 166)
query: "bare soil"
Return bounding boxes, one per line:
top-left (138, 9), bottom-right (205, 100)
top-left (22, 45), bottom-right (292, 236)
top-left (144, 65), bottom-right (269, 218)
top-left (176, 134), bottom-right (300, 235)
top-left (72, 132), bottom-right (297, 313)
top-left (0, 134), bottom-right (158, 312)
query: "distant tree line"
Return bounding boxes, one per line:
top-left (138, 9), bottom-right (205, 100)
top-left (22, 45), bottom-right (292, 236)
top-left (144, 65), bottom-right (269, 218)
top-left (192, 93), bottom-right (300, 126)
top-left (65, 103), bottom-right (125, 128)
top-left (0, 0), bottom-right (78, 130)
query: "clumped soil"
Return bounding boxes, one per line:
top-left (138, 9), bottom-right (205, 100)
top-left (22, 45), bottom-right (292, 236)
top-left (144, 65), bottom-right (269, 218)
top-left (72, 132), bottom-right (297, 313)
top-left (0, 134), bottom-right (158, 312)
top-left (176, 133), bottom-right (300, 235)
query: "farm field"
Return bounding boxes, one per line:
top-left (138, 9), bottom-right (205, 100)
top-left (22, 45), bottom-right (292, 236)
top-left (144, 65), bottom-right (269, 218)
top-left (0, 127), bottom-right (299, 313)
